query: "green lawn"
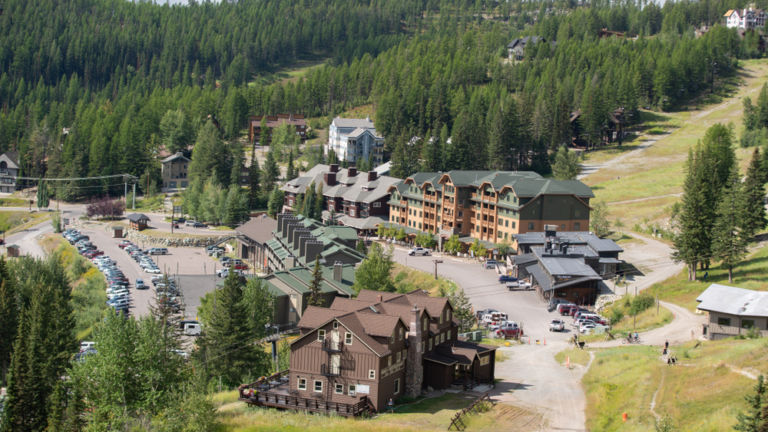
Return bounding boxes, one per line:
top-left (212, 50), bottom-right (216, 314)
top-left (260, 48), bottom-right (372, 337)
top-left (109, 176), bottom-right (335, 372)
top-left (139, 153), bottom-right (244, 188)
top-left (214, 391), bottom-right (540, 432)
top-left (0, 210), bottom-right (51, 235)
top-left (580, 59), bottom-right (768, 229)
top-left (131, 194), bottom-right (166, 212)
top-left (0, 197), bottom-right (29, 207)
top-left (584, 339), bottom-right (768, 432)
top-left (554, 347), bottom-right (591, 367)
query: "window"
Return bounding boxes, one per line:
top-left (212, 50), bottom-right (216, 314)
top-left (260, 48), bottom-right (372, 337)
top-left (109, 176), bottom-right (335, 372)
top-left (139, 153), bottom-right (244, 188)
top-left (335, 383), bottom-right (344, 394)
top-left (345, 332), bottom-right (353, 345)
top-left (333, 321), bottom-right (338, 329)
top-left (717, 317), bottom-right (732, 326)
top-left (314, 380), bottom-right (323, 393)
top-left (742, 319), bottom-right (755, 328)
top-left (528, 222), bottom-right (535, 230)
top-left (505, 220), bottom-right (509, 227)
top-left (317, 329), bottom-right (326, 342)
top-left (512, 221), bottom-right (516, 229)
top-left (574, 222), bottom-right (581, 230)
top-left (399, 328), bottom-right (404, 340)
top-left (373, 202), bottom-right (381, 208)
top-left (349, 385), bottom-right (356, 396)
top-left (298, 378), bottom-right (307, 390)
top-left (560, 224), bottom-right (566, 230)
top-left (369, 369), bottom-right (376, 379)
top-left (394, 378), bottom-right (401, 394)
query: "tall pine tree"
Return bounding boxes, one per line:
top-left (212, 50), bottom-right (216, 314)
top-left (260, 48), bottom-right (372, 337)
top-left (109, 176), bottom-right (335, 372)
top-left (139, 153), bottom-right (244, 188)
top-left (711, 168), bottom-right (747, 283)
top-left (740, 148), bottom-right (767, 241)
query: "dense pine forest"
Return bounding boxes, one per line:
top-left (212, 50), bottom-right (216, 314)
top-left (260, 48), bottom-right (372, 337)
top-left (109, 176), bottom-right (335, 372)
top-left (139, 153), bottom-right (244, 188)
top-left (0, 0), bottom-right (764, 197)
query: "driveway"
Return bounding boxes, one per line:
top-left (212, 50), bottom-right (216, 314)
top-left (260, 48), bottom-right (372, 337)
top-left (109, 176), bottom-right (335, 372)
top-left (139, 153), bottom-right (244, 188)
top-left (390, 245), bottom-right (585, 431)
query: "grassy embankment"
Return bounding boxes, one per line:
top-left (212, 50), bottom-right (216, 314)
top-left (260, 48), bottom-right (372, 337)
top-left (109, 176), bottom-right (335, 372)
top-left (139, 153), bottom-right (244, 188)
top-left (213, 390), bottom-right (541, 432)
top-left (578, 295), bottom-right (674, 343)
top-left (0, 197), bottom-right (29, 207)
top-left (0, 210), bottom-right (51, 235)
top-left (40, 234), bottom-right (107, 340)
top-left (583, 338), bottom-right (768, 431)
top-left (648, 245), bottom-right (768, 312)
top-left (581, 59), bottom-right (768, 232)
top-left (130, 194), bottom-right (166, 212)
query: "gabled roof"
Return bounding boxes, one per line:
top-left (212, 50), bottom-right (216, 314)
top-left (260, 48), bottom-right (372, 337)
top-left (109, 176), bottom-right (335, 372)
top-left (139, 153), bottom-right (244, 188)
top-left (162, 152), bottom-right (190, 164)
top-left (126, 213), bottom-right (150, 223)
top-left (0, 152), bottom-right (19, 168)
top-left (235, 215), bottom-right (277, 244)
top-left (332, 117), bottom-right (375, 129)
top-left (724, 9), bottom-right (736, 17)
top-left (507, 36), bottom-right (545, 49)
top-left (697, 284), bottom-right (768, 317)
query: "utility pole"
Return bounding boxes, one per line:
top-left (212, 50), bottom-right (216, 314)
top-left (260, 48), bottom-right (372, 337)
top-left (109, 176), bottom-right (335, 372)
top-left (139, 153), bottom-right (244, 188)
top-left (132, 183), bottom-right (136, 209)
top-left (124, 181), bottom-right (128, 205)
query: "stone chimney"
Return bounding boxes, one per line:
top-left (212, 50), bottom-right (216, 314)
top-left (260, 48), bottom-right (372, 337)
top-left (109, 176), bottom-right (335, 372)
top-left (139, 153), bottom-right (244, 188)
top-left (348, 166), bottom-right (357, 177)
top-left (405, 305), bottom-right (424, 397)
top-left (333, 262), bottom-right (343, 282)
top-left (330, 164), bottom-right (339, 173)
top-left (367, 171), bottom-right (377, 181)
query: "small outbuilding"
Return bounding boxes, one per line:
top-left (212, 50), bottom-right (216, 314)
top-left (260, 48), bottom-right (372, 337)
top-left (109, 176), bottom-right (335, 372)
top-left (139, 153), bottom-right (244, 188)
top-left (126, 213), bottom-right (150, 231)
top-left (697, 284), bottom-right (768, 340)
top-left (6, 244), bottom-right (20, 257)
top-left (112, 225), bottom-right (124, 238)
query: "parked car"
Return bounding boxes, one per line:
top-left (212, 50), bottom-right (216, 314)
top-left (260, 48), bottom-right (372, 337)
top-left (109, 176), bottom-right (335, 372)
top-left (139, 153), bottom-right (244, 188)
top-left (408, 247), bottom-right (430, 256)
top-left (107, 297), bottom-right (130, 308)
top-left (148, 247), bottom-right (169, 255)
top-left (580, 323), bottom-right (597, 334)
top-left (559, 305), bottom-right (577, 316)
top-left (193, 221), bottom-right (207, 228)
top-left (475, 308), bottom-right (499, 321)
top-left (498, 275), bottom-right (517, 283)
top-left (181, 320), bottom-right (202, 336)
top-left (496, 321), bottom-right (523, 339)
top-left (483, 260), bottom-right (498, 269)
top-left (481, 312), bottom-right (508, 327)
top-left (549, 319), bottom-right (565, 332)
top-left (232, 261), bottom-right (248, 270)
top-left (506, 281), bottom-right (533, 291)
top-left (135, 279), bottom-right (147, 290)
top-left (118, 240), bottom-right (133, 249)
top-left (184, 220), bottom-right (197, 227)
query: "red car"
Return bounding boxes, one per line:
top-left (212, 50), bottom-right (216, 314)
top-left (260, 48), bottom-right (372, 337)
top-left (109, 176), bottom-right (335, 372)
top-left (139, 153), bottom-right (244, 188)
top-left (496, 322), bottom-right (524, 339)
top-left (85, 250), bottom-right (103, 259)
top-left (232, 261), bottom-right (249, 270)
top-left (118, 241), bottom-right (133, 249)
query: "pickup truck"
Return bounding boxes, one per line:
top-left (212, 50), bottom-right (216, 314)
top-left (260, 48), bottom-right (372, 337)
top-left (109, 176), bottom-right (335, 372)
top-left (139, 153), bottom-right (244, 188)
top-left (498, 275), bottom-right (518, 283)
top-left (549, 319), bottom-right (565, 332)
top-left (495, 322), bottom-right (523, 339)
top-left (506, 281), bottom-right (532, 291)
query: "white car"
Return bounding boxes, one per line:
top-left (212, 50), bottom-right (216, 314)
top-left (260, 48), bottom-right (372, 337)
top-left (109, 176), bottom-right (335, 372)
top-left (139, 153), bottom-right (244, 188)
top-left (408, 247), bottom-right (430, 256)
top-left (549, 319), bottom-right (565, 332)
top-left (580, 323), bottom-right (597, 334)
top-left (107, 290), bottom-right (130, 300)
top-left (145, 267), bottom-right (161, 274)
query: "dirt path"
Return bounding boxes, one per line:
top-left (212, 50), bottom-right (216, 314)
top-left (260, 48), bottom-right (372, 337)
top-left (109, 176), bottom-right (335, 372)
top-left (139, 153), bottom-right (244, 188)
top-left (577, 133), bottom-right (669, 180)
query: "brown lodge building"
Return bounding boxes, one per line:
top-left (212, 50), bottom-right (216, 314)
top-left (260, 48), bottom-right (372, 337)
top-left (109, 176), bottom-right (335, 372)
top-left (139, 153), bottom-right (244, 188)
top-left (387, 170), bottom-right (594, 248)
top-left (241, 289), bottom-right (496, 414)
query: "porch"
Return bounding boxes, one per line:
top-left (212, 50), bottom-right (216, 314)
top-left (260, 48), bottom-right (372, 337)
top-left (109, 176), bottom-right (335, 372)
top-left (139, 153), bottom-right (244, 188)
top-left (238, 371), bottom-right (372, 417)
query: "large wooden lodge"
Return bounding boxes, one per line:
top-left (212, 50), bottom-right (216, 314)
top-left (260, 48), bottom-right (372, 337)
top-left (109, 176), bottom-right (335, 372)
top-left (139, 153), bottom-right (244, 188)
top-left (239, 289), bottom-right (497, 415)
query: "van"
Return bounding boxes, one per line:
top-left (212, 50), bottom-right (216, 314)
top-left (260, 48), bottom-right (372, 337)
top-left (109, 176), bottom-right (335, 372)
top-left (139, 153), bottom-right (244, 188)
top-left (483, 260), bottom-right (498, 270)
top-left (181, 320), bottom-right (202, 336)
top-left (556, 303), bottom-right (576, 314)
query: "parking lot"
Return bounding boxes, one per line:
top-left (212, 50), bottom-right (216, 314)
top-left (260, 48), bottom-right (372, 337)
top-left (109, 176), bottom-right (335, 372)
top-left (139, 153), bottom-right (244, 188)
top-left (78, 224), bottom-right (224, 317)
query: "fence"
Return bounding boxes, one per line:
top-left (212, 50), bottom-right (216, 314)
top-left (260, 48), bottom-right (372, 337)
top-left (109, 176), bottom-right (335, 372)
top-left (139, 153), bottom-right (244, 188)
top-left (447, 392), bottom-right (494, 431)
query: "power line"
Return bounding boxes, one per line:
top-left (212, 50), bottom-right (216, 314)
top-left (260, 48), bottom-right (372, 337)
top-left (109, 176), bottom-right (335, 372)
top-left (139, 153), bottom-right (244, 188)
top-left (0, 173), bottom-right (138, 182)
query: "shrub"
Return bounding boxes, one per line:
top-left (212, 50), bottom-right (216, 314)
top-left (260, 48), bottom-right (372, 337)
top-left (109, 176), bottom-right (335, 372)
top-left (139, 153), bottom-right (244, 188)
top-left (629, 293), bottom-right (655, 315)
top-left (740, 127), bottom-right (768, 147)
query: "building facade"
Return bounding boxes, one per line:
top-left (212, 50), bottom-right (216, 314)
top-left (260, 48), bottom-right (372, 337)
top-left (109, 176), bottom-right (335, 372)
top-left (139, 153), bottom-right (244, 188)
top-left (387, 171), bottom-right (593, 247)
top-left (235, 214), bottom-right (278, 272)
top-left (282, 164), bottom-right (399, 234)
top-left (697, 284), bottom-right (768, 340)
top-left (161, 152), bottom-right (190, 192)
top-left (725, 8), bottom-right (767, 29)
top-left (248, 114), bottom-right (307, 145)
top-left (240, 289), bottom-right (496, 414)
top-left (326, 117), bottom-right (385, 165)
top-left (0, 152), bottom-right (19, 193)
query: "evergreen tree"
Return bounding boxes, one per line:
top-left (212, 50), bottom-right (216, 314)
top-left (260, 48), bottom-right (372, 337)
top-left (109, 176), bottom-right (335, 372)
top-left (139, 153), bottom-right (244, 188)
top-left (674, 147), bottom-right (710, 280)
top-left (590, 201), bottom-right (611, 237)
top-left (712, 168), bottom-right (748, 283)
top-left (248, 157), bottom-right (261, 210)
top-left (195, 272), bottom-right (270, 388)
top-left (262, 150), bottom-right (280, 190)
top-left (314, 183), bottom-right (324, 220)
top-left (308, 257), bottom-right (325, 307)
top-left (267, 187), bottom-right (284, 218)
top-left (735, 375), bottom-right (766, 432)
top-left (241, 278), bottom-right (275, 337)
top-left (353, 243), bottom-right (395, 293)
top-left (551, 145), bottom-right (581, 180)
top-left (0, 260), bottom-right (17, 386)
top-left (286, 150), bottom-right (295, 180)
top-left (448, 288), bottom-right (474, 333)
top-left (741, 148), bottom-right (767, 241)
top-left (356, 239), bottom-right (368, 255)
top-left (159, 109), bottom-right (191, 154)
top-left (303, 182), bottom-right (316, 219)
top-left (36, 180), bottom-right (49, 208)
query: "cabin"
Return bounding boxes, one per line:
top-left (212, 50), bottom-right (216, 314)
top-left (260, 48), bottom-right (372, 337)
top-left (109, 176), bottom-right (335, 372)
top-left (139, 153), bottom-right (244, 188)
top-left (126, 213), bottom-right (150, 230)
top-left (697, 284), bottom-right (768, 340)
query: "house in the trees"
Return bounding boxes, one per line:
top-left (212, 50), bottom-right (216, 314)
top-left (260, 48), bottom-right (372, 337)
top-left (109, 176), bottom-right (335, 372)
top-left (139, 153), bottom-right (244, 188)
top-left (161, 152), bottom-right (190, 192)
top-left (507, 36), bottom-right (545, 61)
top-left (386, 170), bottom-right (593, 251)
top-left (569, 108), bottom-right (628, 148)
top-left (326, 118), bottom-right (385, 165)
top-left (282, 164), bottom-right (399, 235)
top-left (0, 152), bottom-right (19, 193)
top-left (239, 288), bottom-right (496, 415)
top-left (248, 114), bottom-right (307, 146)
top-left (724, 8), bottom-right (767, 30)
top-left (697, 284), bottom-right (768, 340)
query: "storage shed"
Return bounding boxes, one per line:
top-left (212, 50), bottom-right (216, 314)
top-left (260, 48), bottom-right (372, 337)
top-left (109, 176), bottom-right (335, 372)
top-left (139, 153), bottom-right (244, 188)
top-left (126, 213), bottom-right (150, 230)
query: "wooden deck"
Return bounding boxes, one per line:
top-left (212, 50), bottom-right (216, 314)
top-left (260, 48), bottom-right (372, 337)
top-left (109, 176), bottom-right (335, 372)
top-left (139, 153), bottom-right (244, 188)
top-left (238, 371), bottom-right (372, 417)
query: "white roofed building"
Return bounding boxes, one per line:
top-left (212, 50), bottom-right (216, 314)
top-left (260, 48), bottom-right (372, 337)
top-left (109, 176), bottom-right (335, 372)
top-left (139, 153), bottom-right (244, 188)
top-left (697, 284), bottom-right (768, 339)
top-left (326, 117), bottom-right (385, 165)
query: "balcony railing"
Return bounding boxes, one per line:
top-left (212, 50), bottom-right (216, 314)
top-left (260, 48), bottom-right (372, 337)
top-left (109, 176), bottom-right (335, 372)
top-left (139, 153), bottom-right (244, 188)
top-left (321, 364), bottom-right (341, 376)
top-left (322, 339), bottom-right (344, 353)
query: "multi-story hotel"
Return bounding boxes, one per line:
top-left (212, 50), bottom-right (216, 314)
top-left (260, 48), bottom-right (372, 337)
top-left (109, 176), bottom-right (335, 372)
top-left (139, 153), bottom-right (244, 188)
top-left (387, 170), bottom-right (594, 246)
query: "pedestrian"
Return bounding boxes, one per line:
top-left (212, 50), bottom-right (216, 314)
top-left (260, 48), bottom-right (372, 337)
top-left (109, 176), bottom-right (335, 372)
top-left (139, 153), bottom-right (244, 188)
top-left (388, 397), bottom-right (394, 413)
top-left (664, 340), bottom-right (669, 350)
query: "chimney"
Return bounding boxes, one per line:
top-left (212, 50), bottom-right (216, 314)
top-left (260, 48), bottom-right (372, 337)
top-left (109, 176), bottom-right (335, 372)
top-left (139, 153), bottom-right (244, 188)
top-left (377, 294), bottom-right (383, 302)
top-left (367, 171), bottom-right (377, 181)
top-left (544, 224), bottom-right (557, 238)
top-left (324, 171), bottom-right (337, 186)
top-left (405, 305), bottom-right (424, 397)
top-left (333, 262), bottom-right (343, 282)
top-left (330, 164), bottom-right (339, 173)
top-left (348, 166), bottom-right (357, 177)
